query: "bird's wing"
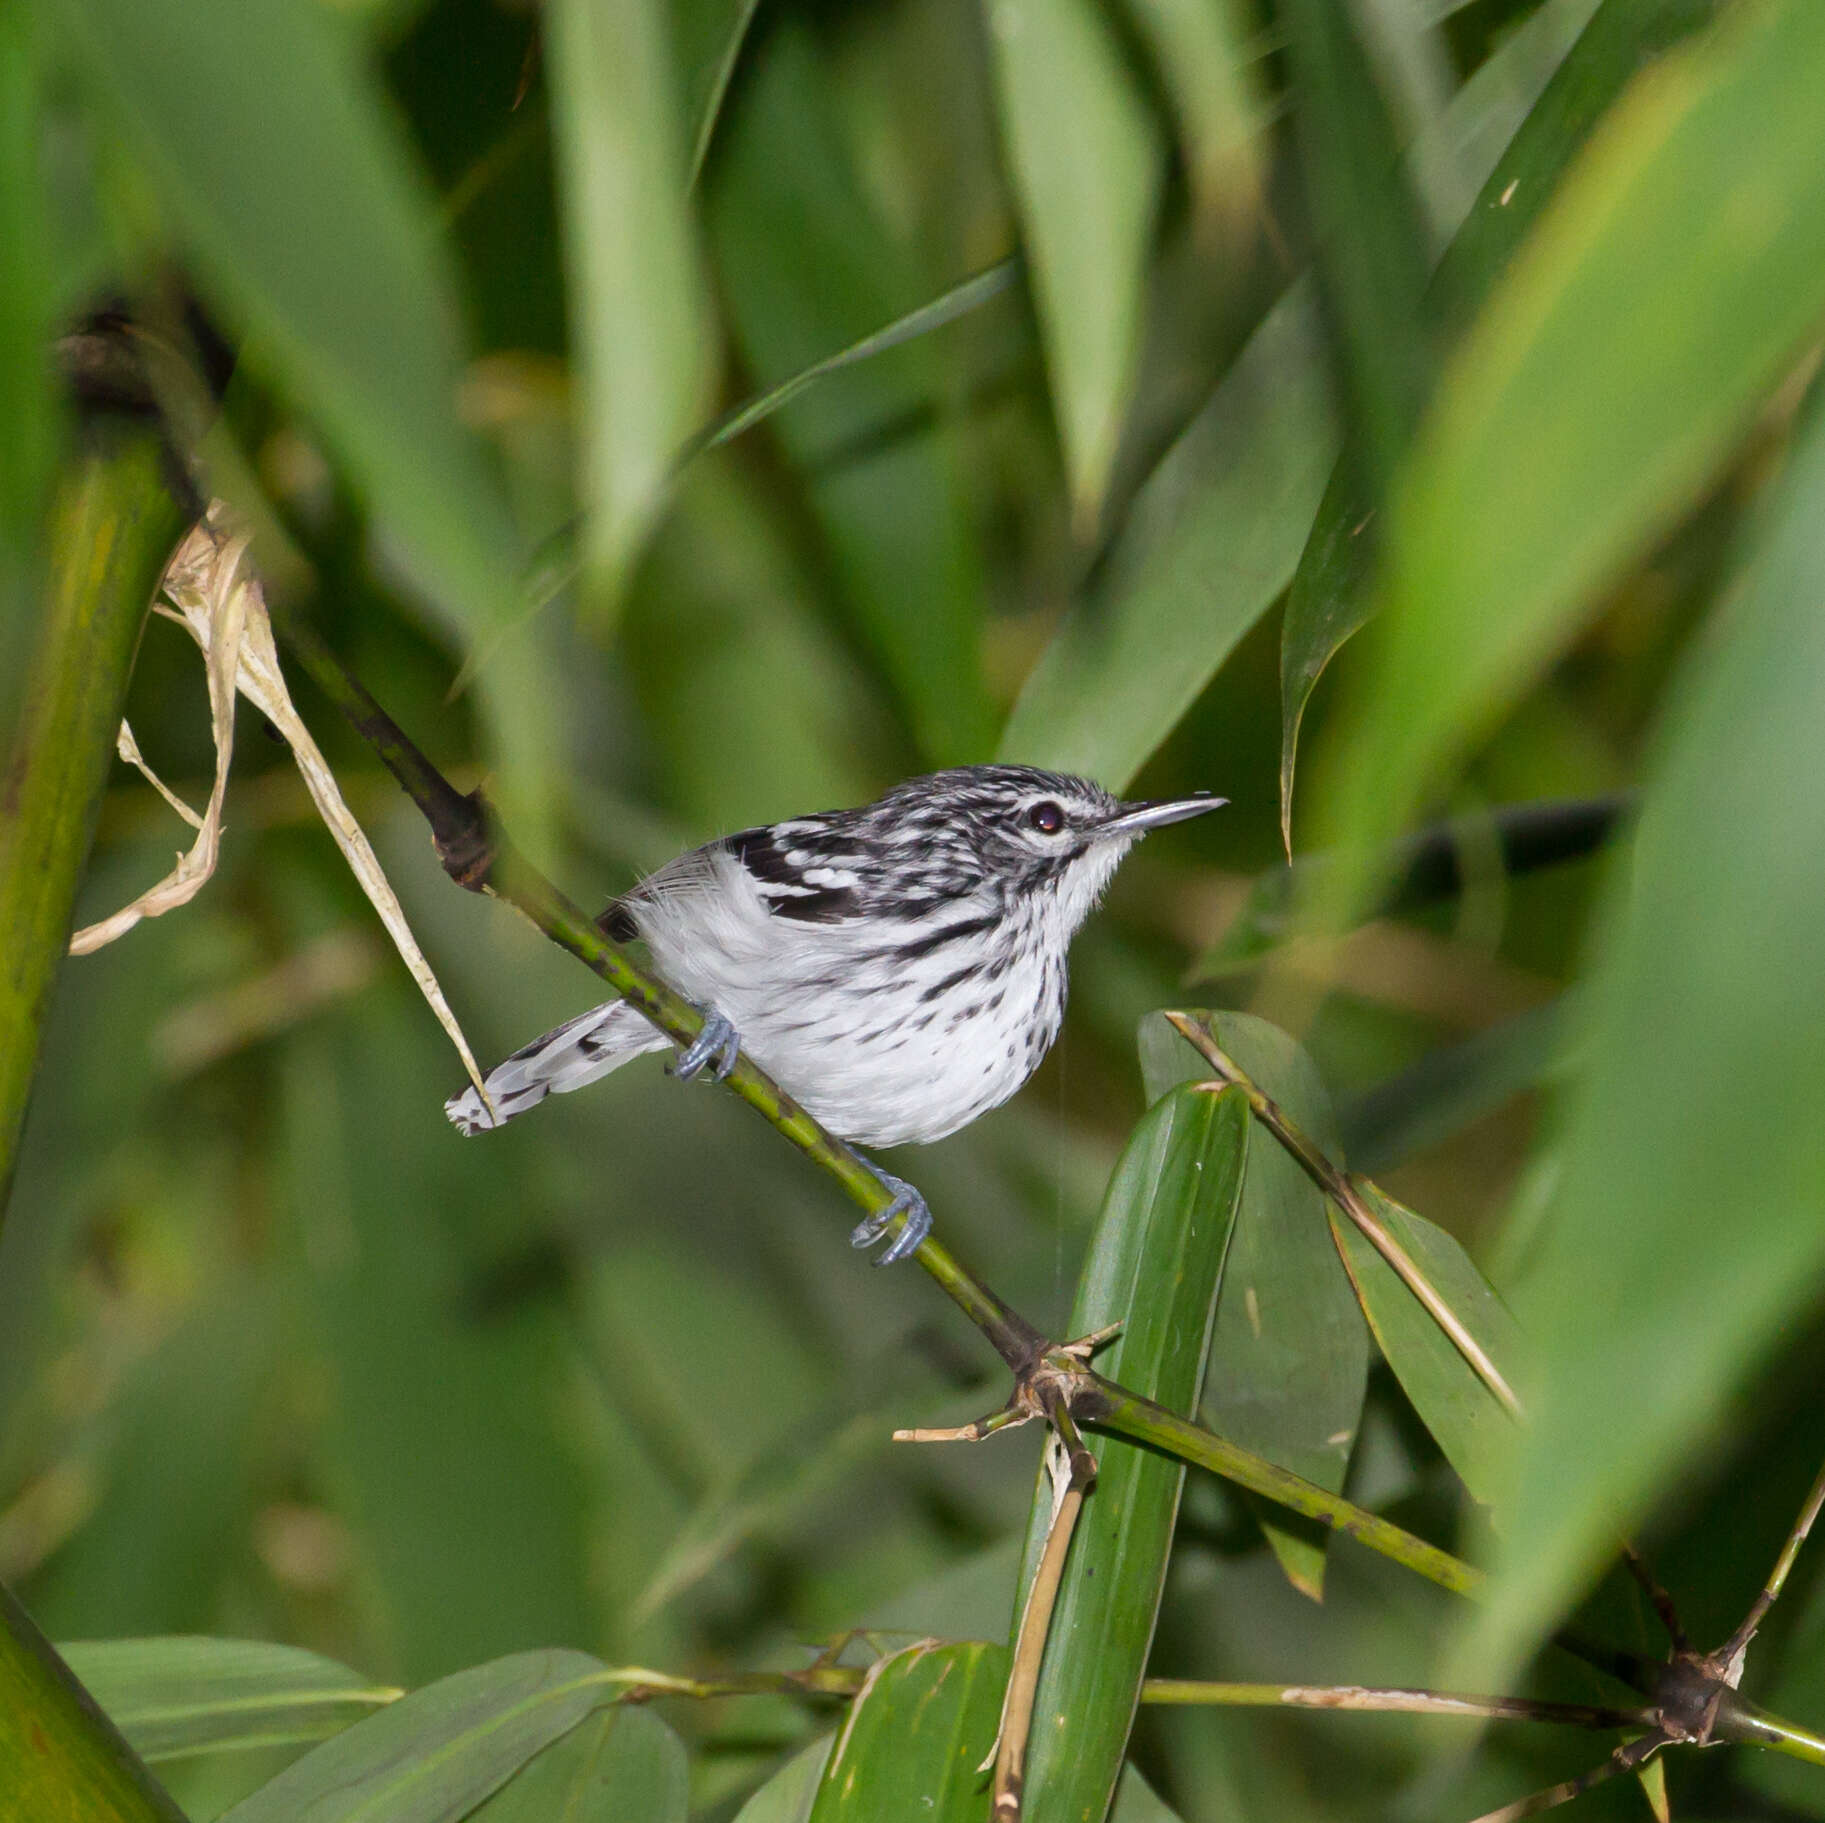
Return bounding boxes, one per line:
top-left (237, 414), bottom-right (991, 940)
top-left (603, 824), bottom-right (871, 935)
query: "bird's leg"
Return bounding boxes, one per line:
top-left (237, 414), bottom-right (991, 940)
top-left (850, 1163), bottom-right (932, 1266)
top-left (670, 1006), bottom-right (741, 1082)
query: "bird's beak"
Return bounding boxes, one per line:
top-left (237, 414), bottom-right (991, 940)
top-left (1095, 792), bottom-right (1228, 839)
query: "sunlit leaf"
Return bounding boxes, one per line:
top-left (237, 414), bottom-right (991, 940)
top-left (1458, 375), bottom-right (1825, 1687)
top-left (1308, 0), bottom-right (1825, 906)
top-left (1279, 0), bottom-right (1706, 846)
top-left (983, 0), bottom-right (1164, 527)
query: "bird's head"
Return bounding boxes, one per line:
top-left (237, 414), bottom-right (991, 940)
top-left (874, 765), bottom-right (1226, 932)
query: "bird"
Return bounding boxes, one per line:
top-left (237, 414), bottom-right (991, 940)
top-left (446, 764), bottom-right (1224, 1263)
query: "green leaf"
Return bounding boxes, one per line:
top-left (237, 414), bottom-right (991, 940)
top-left (468, 1705), bottom-right (687, 1823)
top-left (1281, 0), bottom-right (1435, 499)
top-left (57, 1638), bottom-right (397, 1763)
top-left (997, 286), bottom-right (1334, 788)
top-left (983, 0), bottom-right (1164, 527)
top-left (1119, 0), bottom-right (1264, 236)
top-left (1328, 1188), bottom-right (1523, 1506)
top-left (219, 1650), bottom-right (609, 1823)
top-left (1140, 1012), bottom-right (1368, 1599)
top-left (807, 1641), bottom-right (1007, 1821)
top-left (1309, 0), bottom-right (1825, 908)
top-left (669, 0), bottom-right (764, 183)
top-left (687, 261), bottom-right (1018, 465)
top-left (43, 0), bottom-right (522, 648)
top-left (549, 0), bottom-right (713, 610)
top-left (1457, 373), bottom-right (1825, 1685)
top-left (731, 1737), bottom-right (831, 1823)
top-left (1018, 1085), bottom-right (1250, 1821)
top-left (1279, 0), bottom-right (1709, 846)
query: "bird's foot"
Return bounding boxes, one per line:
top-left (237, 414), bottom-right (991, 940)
top-left (671, 1008), bottom-right (741, 1082)
top-left (850, 1166), bottom-right (932, 1266)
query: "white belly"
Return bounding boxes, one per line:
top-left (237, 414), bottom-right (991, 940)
top-left (635, 856), bottom-right (1063, 1147)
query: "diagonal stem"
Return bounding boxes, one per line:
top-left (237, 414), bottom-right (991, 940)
top-left (1722, 1449), bottom-right (1825, 1665)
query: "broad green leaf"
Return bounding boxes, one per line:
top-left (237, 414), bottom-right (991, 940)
top-left (707, 22), bottom-right (995, 764)
top-left (1328, 1189), bottom-right (1523, 1506)
top-left (1139, 1012), bottom-right (1368, 1599)
top-left (549, 0), bottom-right (713, 611)
top-left (1309, 0), bottom-right (1825, 908)
top-left (58, 1638), bottom-right (397, 1764)
top-left (1458, 372), bottom-right (1825, 1686)
top-left (983, 0), bottom-right (1164, 527)
top-left (1280, 0), bottom-right (1435, 499)
top-left (1279, 0), bottom-right (1703, 847)
top-left (219, 1650), bottom-right (609, 1823)
top-left (998, 286), bottom-right (1334, 788)
top-left (807, 1641), bottom-right (1007, 1821)
top-left (732, 1737), bottom-right (831, 1823)
top-left (469, 1705), bottom-right (687, 1822)
top-left (1119, 0), bottom-right (1264, 236)
top-left (1018, 1086), bottom-right (1250, 1821)
top-left (43, 0), bottom-right (521, 648)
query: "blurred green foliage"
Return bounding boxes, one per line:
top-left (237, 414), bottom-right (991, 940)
top-left (6, 0), bottom-right (1825, 1815)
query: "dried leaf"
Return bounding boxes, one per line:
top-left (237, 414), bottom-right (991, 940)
top-left (74, 513), bottom-right (491, 1106)
top-left (68, 521), bottom-right (248, 953)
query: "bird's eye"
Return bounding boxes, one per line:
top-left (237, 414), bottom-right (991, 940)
top-left (1026, 800), bottom-right (1066, 835)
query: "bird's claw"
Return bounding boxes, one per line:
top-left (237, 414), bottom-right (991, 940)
top-left (850, 1168), bottom-right (932, 1266)
top-left (671, 1010), bottom-right (741, 1082)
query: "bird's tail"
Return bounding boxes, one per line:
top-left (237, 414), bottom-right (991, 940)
top-left (445, 999), bottom-right (670, 1134)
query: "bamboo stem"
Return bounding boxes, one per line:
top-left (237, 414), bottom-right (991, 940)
top-left (0, 440), bottom-right (189, 1822)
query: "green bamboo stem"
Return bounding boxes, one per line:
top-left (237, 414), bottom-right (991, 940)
top-left (0, 1585), bottom-right (188, 1823)
top-left (0, 438), bottom-right (187, 1821)
top-left (1074, 1372), bottom-right (1483, 1599)
top-left (0, 441), bottom-right (182, 1217)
